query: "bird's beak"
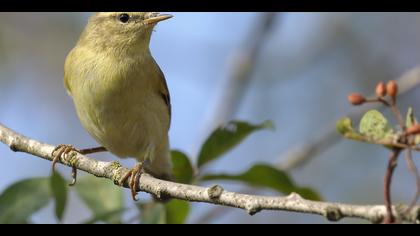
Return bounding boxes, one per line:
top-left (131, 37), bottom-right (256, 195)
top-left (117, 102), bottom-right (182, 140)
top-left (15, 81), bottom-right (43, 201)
top-left (144, 13), bottom-right (173, 25)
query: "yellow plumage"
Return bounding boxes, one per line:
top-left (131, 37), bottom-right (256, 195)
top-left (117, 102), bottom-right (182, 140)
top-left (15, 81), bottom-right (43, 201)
top-left (64, 12), bottom-right (173, 187)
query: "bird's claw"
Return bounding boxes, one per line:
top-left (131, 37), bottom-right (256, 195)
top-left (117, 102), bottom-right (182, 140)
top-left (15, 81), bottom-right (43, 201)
top-left (119, 162), bottom-right (144, 201)
top-left (51, 144), bottom-right (79, 186)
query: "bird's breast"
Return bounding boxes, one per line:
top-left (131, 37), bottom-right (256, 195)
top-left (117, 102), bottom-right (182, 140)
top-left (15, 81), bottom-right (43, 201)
top-left (71, 55), bottom-right (170, 159)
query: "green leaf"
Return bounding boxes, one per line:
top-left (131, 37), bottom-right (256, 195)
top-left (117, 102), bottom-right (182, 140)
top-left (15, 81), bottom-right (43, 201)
top-left (138, 202), bottom-right (166, 224)
top-left (406, 107), bottom-right (416, 128)
top-left (201, 164), bottom-right (321, 201)
top-left (137, 200), bottom-right (190, 224)
top-left (82, 208), bottom-right (128, 224)
top-left (0, 178), bottom-right (51, 223)
top-left (405, 107), bottom-right (420, 144)
top-left (50, 172), bottom-right (68, 222)
top-left (197, 120), bottom-right (274, 168)
top-left (337, 117), bottom-right (354, 135)
top-left (165, 199), bottom-right (190, 224)
top-left (359, 110), bottom-right (393, 141)
top-left (171, 150), bottom-right (194, 184)
top-left (336, 117), bottom-right (364, 141)
top-left (75, 175), bottom-right (124, 224)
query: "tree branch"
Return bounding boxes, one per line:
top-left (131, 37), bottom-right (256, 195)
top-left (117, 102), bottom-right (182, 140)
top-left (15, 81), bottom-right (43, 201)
top-left (383, 148), bottom-right (401, 223)
top-left (0, 124), bottom-right (419, 223)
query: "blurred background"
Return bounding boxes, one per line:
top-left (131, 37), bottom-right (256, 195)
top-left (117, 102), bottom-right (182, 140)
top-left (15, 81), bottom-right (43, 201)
top-left (1, 12), bottom-right (420, 224)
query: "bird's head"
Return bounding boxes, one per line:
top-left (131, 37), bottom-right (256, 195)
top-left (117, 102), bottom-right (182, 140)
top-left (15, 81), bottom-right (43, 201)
top-left (79, 12), bottom-right (172, 55)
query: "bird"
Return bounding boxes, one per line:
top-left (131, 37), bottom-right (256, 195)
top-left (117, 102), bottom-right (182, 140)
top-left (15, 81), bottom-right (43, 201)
top-left (53, 12), bottom-right (173, 201)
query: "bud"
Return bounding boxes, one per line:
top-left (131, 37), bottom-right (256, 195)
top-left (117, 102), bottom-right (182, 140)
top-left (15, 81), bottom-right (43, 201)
top-left (386, 80), bottom-right (398, 99)
top-left (406, 124), bottom-right (420, 136)
top-left (347, 93), bottom-right (366, 105)
top-left (375, 81), bottom-right (387, 97)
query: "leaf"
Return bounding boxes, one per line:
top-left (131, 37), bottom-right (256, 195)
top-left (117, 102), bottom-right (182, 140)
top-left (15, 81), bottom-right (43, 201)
top-left (138, 202), bottom-right (166, 224)
top-left (171, 150), bottom-right (194, 184)
top-left (75, 175), bottom-right (124, 224)
top-left (137, 200), bottom-right (190, 224)
top-left (165, 199), bottom-right (190, 224)
top-left (359, 110), bottom-right (393, 141)
top-left (406, 107), bottom-right (420, 144)
top-left (201, 164), bottom-right (321, 201)
top-left (336, 117), bottom-right (354, 135)
top-left (50, 172), bottom-right (68, 222)
top-left (336, 117), bottom-right (364, 141)
top-left (197, 120), bottom-right (274, 168)
top-left (0, 178), bottom-right (51, 223)
top-left (82, 208), bottom-right (128, 224)
top-left (406, 107), bottom-right (416, 128)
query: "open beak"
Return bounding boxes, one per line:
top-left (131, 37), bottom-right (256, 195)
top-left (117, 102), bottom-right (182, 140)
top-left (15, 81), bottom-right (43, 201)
top-left (143, 13), bottom-right (173, 25)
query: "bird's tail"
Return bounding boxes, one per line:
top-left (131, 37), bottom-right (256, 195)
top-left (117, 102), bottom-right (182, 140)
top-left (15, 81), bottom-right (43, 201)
top-left (143, 138), bottom-right (173, 202)
top-left (144, 137), bottom-right (174, 182)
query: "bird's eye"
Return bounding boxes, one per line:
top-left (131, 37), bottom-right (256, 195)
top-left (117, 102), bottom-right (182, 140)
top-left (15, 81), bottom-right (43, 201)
top-left (118, 13), bottom-right (130, 23)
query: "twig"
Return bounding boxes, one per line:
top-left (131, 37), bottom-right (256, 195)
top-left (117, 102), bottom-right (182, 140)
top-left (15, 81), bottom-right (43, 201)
top-left (404, 149), bottom-right (420, 211)
top-left (383, 149), bottom-right (401, 223)
top-left (279, 65), bottom-right (420, 170)
top-left (0, 123), bottom-right (419, 223)
top-left (390, 103), bottom-right (406, 130)
top-left (342, 134), bottom-right (420, 151)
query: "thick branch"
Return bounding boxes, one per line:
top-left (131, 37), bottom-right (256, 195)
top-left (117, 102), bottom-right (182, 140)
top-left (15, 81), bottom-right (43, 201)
top-left (0, 123), bottom-right (419, 223)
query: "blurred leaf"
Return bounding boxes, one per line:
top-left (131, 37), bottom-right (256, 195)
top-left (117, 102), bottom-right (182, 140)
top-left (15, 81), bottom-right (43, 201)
top-left (296, 187), bottom-right (322, 201)
top-left (197, 120), bottom-right (274, 168)
top-left (336, 117), bottom-right (364, 141)
top-left (406, 107), bottom-right (416, 127)
top-left (50, 172), bottom-right (67, 222)
top-left (165, 199), bottom-right (190, 224)
top-left (171, 150), bottom-right (194, 184)
top-left (0, 177), bottom-right (51, 223)
top-left (336, 117), bottom-right (353, 135)
top-left (138, 202), bottom-right (166, 224)
top-left (82, 208), bottom-right (127, 224)
top-left (137, 200), bottom-right (189, 224)
top-left (359, 110), bottom-right (393, 141)
top-left (201, 164), bottom-right (321, 201)
top-left (75, 175), bottom-right (124, 224)
top-left (406, 107), bottom-right (420, 144)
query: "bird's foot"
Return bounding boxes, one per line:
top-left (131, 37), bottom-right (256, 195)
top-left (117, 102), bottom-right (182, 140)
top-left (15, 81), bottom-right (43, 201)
top-left (118, 162), bottom-right (144, 201)
top-left (51, 144), bottom-right (80, 186)
top-left (51, 145), bottom-right (106, 186)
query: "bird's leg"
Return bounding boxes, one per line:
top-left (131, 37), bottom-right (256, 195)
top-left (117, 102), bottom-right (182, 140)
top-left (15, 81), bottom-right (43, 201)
top-left (119, 162), bottom-right (144, 201)
top-left (51, 145), bottom-right (107, 186)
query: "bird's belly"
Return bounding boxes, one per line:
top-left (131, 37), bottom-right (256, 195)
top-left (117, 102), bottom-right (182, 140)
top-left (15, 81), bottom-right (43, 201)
top-left (75, 84), bottom-right (168, 160)
top-left (91, 108), bottom-right (152, 158)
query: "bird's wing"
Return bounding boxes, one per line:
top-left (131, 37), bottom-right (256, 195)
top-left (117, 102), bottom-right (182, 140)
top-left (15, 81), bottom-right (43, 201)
top-left (156, 65), bottom-right (172, 129)
top-left (63, 49), bottom-right (76, 96)
top-left (64, 73), bottom-right (72, 96)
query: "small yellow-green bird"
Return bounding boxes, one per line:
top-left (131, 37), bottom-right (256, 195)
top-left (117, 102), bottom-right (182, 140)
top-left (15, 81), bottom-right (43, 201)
top-left (59, 12), bottom-right (173, 200)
